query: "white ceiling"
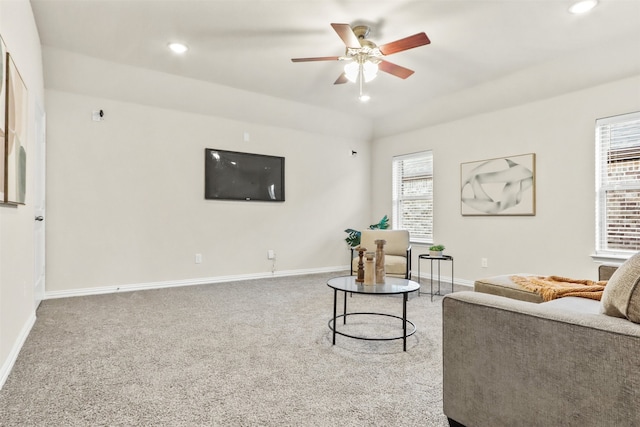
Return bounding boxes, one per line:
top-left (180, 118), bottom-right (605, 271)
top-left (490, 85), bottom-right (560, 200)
top-left (30, 0), bottom-right (640, 125)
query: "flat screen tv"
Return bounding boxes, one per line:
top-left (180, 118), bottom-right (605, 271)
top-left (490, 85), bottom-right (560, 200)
top-left (204, 149), bottom-right (285, 202)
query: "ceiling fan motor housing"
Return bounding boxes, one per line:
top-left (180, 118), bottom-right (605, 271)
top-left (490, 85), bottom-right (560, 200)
top-left (352, 25), bottom-right (371, 40)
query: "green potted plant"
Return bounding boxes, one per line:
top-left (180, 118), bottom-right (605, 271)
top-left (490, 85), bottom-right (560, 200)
top-left (429, 244), bottom-right (445, 257)
top-left (344, 215), bottom-right (389, 247)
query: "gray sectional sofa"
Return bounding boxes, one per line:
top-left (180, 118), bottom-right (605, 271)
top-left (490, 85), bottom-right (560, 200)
top-left (442, 260), bottom-right (640, 427)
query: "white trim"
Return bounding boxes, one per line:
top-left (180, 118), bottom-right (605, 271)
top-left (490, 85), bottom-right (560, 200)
top-left (43, 266), bottom-right (472, 300)
top-left (44, 265), bottom-right (348, 300)
top-left (597, 111), bottom-right (640, 126)
top-left (0, 313), bottom-right (36, 390)
top-left (413, 272), bottom-right (473, 288)
top-left (590, 253), bottom-right (628, 265)
top-left (454, 278), bottom-right (474, 288)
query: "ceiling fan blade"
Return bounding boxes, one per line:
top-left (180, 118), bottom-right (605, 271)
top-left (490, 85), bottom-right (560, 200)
top-left (378, 60), bottom-right (415, 79)
top-left (379, 32), bottom-right (430, 56)
top-left (334, 73), bottom-right (348, 85)
top-left (330, 23), bottom-right (361, 48)
top-left (291, 56), bottom-right (341, 62)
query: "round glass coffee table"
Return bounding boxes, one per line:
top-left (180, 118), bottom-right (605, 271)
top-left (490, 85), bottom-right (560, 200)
top-left (327, 276), bottom-right (420, 351)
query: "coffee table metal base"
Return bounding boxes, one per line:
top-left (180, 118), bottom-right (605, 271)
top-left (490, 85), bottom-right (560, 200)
top-left (328, 312), bottom-right (417, 343)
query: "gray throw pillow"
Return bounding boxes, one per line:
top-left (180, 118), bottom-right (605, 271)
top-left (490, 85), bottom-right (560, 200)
top-left (601, 252), bottom-right (640, 323)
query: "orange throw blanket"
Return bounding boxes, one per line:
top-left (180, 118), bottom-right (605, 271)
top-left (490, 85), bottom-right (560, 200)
top-left (510, 275), bottom-right (607, 301)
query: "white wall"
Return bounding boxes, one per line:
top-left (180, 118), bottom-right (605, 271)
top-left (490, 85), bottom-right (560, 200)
top-left (45, 89), bottom-right (371, 294)
top-left (0, 0), bottom-right (44, 386)
top-left (372, 75), bottom-right (640, 284)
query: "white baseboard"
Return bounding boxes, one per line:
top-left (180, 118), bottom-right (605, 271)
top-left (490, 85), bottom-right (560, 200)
top-left (455, 278), bottom-right (474, 288)
top-left (0, 312), bottom-right (36, 390)
top-left (44, 265), bottom-right (349, 300)
top-left (413, 272), bottom-right (474, 288)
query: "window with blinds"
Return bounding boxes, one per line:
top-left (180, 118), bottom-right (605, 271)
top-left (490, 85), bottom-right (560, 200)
top-left (392, 151), bottom-right (433, 244)
top-left (596, 111), bottom-right (640, 257)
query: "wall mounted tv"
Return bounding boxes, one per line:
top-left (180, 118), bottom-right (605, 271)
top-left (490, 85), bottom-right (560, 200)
top-left (204, 149), bottom-right (285, 202)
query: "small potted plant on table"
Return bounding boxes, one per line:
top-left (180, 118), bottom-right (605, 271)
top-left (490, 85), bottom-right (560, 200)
top-left (429, 244), bottom-right (445, 257)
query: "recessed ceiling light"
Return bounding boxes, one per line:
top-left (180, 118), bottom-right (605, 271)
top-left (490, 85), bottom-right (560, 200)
top-left (168, 42), bottom-right (188, 54)
top-left (569, 0), bottom-right (598, 14)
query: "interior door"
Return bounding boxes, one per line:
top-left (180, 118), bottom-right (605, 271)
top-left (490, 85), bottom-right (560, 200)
top-left (33, 101), bottom-right (46, 308)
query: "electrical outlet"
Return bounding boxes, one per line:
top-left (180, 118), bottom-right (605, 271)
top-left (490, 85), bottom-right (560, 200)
top-left (195, 253), bottom-right (202, 264)
top-left (481, 258), bottom-right (488, 268)
top-left (267, 250), bottom-right (275, 260)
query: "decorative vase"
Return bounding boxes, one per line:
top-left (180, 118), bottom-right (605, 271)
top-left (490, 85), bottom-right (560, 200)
top-left (356, 246), bottom-right (366, 283)
top-left (375, 239), bottom-right (386, 284)
top-left (429, 250), bottom-right (443, 257)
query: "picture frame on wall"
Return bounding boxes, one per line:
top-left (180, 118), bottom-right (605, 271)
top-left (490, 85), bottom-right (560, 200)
top-left (0, 36), bottom-right (6, 203)
top-left (4, 51), bottom-right (28, 205)
top-left (461, 153), bottom-right (536, 216)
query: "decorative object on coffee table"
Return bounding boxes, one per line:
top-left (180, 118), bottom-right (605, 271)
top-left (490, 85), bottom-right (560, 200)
top-left (364, 252), bottom-right (375, 285)
top-left (375, 239), bottom-right (386, 284)
top-left (355, 246), bottom-right (366, 283)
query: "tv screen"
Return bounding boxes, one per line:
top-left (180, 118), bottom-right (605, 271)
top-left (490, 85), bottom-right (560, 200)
top-left (204, 149), bottom-right (285, 202)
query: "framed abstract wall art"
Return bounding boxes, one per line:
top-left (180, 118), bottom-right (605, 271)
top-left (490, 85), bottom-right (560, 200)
top-left (4, 51), bottom-right (28, 205)
top-left (0, 37), bottom-right (6, 203)
top-left (461, 153), bottom-right (536, 216)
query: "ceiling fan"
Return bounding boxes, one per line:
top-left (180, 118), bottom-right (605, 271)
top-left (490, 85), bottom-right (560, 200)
top-left (291, 23), bottom-right (430, 100)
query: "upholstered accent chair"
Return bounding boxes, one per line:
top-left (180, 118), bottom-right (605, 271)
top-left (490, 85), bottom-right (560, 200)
top-left (350, 229), bottom-right (412, 279)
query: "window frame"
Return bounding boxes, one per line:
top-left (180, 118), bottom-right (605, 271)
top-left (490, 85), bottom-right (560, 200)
top-left (391, 150), bottom-right (433, 245)
top-left (594, 111), bottom-right (640, 262)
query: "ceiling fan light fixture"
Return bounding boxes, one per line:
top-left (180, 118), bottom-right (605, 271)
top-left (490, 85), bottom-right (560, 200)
top-left (344, 60), bottom-right (378, 83)
top-left (344, 61), bottom-right (359, 83)
top-left (359, 94), bottom-right (371, 102)
top-left (362, 61), bottom-right (379, 82)
top-left (569, 0), bottom-right (598, 14)
top-left (168, 42), bottom-right (189, 54)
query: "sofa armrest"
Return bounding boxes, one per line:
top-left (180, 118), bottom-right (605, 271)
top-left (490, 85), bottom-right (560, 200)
top-left (599, 264), bottom-right (619, 281)
top-left (443, 291), bottom-right (640, 427)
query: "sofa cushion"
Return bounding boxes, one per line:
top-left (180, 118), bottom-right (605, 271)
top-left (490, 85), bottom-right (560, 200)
top-left (384, 255), bottom-right (408, 276)
top-left (542, 296), bottom-right (601, 314)
top-left (474, 274), bottom-right (544, 303)
top-left (601, 252), bottom-right (640, 323)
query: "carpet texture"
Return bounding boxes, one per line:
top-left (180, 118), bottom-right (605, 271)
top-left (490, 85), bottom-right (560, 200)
top-left (0, 272), bottom-right (449, 426)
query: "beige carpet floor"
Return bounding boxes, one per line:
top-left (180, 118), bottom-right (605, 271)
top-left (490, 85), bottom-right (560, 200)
top-left (0, 272), bottom-right (451, 426)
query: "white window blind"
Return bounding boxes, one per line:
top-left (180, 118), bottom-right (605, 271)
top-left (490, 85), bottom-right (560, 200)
top-left (596, 111), bottom-right (640, 257)
top-left (392, 151), bottom-right (433, 244)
